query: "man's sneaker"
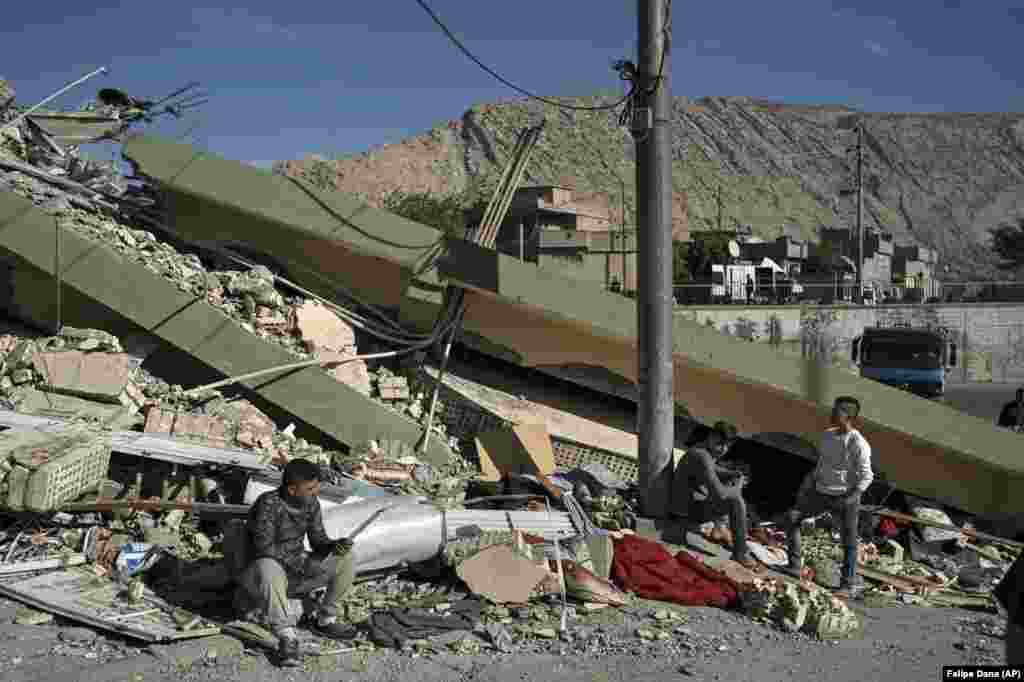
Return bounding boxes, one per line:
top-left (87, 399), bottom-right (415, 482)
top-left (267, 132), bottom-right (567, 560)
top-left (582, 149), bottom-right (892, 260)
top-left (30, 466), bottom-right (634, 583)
top-left (277, 636), bottom-right (302, 668)
top-left (834, 578), bottom-right (864, 600)
top-left (313, 618), bottom-right (357, 641)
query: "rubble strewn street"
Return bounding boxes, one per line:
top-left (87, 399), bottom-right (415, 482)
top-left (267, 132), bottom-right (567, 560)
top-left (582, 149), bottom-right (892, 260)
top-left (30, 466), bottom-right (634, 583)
top-left (0, 78), bottom-right (1020, 682)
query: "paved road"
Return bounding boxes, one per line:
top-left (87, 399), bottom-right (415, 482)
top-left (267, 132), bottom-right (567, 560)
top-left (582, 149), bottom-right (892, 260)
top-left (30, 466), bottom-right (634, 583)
top-left (944, 382), bottom-right (1019, 423)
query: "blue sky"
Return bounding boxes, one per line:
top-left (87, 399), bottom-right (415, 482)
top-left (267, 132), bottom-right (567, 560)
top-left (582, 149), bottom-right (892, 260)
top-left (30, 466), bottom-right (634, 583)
top-left (3, 1), bottom-right (1022, 168)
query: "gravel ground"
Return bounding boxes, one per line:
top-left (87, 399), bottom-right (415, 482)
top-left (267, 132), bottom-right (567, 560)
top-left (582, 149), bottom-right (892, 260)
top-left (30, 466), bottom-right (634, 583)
top-left (0, 594), bottom-right (1007, 682)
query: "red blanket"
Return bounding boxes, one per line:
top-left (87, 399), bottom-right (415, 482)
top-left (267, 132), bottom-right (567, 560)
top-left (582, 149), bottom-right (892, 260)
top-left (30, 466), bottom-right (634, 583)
top-left (610, 534), bottom-right (739, 608)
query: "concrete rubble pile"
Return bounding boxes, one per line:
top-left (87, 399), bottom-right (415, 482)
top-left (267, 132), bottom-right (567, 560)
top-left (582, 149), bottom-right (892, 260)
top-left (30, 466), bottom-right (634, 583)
top-left (0, 78), bottom-right (1020, 670)
top-left (1, 82), bottom-right (462, 459)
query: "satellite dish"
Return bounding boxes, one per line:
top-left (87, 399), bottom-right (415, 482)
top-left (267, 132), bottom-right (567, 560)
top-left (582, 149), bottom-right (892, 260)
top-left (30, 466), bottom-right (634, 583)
top-left (727, 240), bottom-right (740, 258)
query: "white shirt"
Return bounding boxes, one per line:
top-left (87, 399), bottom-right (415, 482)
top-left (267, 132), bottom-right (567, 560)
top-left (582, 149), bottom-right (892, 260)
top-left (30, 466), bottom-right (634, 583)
top-left (814, 427), bottom-right (874, 496)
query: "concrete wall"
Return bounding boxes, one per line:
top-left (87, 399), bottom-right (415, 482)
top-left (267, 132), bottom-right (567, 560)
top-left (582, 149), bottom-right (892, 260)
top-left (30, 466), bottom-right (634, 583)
top-left (675, 303), bottom-right (1024, 383)
top-left (537, 251), bottom-right (638, 292)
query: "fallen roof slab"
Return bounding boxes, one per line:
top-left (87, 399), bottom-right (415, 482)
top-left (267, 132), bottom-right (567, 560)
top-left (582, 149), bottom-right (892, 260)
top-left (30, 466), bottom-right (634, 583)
top-left (0, 190), bottom-right (452, 466)
top-left (0, 566), bottom-right (220, 642)
top-left (121, 135), bottom-right (1024, 518)
top-left (26, 113), bottom-right (127, 145)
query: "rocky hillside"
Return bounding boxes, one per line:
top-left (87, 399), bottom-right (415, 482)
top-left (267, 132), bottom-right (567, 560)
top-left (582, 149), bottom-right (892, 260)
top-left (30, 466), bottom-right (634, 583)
top-left (277, 95), bottom-right (1024, 279)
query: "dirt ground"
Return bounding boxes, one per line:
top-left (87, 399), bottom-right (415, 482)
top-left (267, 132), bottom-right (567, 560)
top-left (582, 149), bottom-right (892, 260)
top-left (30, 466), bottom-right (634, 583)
top-left (0, 590), bottom-right (1007, 682)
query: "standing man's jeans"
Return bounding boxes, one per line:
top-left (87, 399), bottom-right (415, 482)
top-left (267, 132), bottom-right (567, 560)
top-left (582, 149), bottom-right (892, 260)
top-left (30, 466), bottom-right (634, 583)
top-left (236, 554), bottom-right (355, 633)
top-left (784, 489), bottom-right (861, 585)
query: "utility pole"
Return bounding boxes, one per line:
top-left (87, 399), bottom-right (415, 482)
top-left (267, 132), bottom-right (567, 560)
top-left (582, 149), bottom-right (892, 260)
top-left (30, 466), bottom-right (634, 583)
top-left (633, 0), bottom-right (673, 518)
top-left (856, 123), bottom-right (864, 303)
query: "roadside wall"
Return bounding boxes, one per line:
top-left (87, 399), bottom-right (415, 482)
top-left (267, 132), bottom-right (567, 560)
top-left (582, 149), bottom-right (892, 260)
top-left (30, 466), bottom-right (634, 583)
top-left (675, 303), bottom-right (1024, 384)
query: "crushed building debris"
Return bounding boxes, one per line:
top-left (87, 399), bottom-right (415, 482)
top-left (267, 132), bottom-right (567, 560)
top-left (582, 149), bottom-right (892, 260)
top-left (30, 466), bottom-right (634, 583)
top-left (0, 76), bottom-right (1019, 674)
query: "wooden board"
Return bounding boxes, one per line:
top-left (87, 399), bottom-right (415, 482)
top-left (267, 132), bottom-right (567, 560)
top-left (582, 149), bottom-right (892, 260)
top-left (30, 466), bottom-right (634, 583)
top-left (474, 422), bottom-right (556, 482)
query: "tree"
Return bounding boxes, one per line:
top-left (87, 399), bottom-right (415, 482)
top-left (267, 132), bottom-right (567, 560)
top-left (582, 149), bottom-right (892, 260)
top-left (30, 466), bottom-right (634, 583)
top-left (990, 218), bottom-right (1024, 271)
top-left (672, 241), bottom-right (690, 282)
top-left (686, 231), bottom-right (733, 277)
top-left (380, 189), bottom-right (474, 238)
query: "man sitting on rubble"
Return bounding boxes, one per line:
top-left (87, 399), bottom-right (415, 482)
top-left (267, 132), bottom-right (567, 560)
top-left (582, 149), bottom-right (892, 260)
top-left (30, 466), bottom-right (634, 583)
top-left (237, 459), bottom-right (356, 667)
top-left (673, 421), bottom-right (761, 572)
top-left (781, 396), bottom-right (873, 598)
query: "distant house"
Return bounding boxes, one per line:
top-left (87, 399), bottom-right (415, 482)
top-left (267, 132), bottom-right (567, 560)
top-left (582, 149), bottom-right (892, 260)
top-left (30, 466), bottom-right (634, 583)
top-left (474, 185), bottom-right (671, 294)
top-left (739, 235), bottom-right (809, 278)
top-left (817, 226), bottom-right (895, 297)
top-left (892, 245), bottom-right (940, 300)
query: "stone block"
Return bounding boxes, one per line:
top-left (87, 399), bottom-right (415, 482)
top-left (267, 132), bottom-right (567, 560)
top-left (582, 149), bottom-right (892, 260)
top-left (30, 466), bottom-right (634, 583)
top-left (32, 350), bottom-right (141, 403)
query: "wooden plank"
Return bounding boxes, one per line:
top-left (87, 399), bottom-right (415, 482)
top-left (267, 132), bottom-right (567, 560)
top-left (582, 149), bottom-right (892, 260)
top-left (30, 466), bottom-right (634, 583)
top-left (871, 509), bottom-right (1024, 550)
top-left (857, 564), bottom-right (939, 593)
top-left (0, 554), bottom-right (86, 576)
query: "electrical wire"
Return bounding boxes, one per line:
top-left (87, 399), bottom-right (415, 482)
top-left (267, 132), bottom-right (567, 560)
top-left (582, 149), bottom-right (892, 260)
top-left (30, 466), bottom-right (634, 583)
top-left (644, 0), bottom-right (672, 96)
top-left (413, 0), bottom-right (636, 113)
top-left (211, 248), bottom-right (435, 345)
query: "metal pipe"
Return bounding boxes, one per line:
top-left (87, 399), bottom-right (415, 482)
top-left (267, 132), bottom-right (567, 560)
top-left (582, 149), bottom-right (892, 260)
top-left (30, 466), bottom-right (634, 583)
top-left (417, 308), bottom-right (461, 454)
top-left (634, 0), bottom-right (674, 518)
top-left (183, 347), bottom-right (426, 398)
top-left (1, 66), bottom-right (109, 134)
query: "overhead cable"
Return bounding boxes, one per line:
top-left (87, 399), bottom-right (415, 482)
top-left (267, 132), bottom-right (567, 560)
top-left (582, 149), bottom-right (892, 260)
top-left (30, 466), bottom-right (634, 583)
top-left (413, 0), bottom-right (635, 113)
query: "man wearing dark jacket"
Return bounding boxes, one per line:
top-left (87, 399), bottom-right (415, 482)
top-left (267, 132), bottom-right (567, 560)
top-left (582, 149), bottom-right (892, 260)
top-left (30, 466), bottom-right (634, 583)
top-left (237, 459), bottom-right (355, 667)
top-left (673, 421), bottom-right (760, 572)
top-left (997, 388), bottom-right (1024, 431)
top-left (996, 551), bottom-right (1024, 664)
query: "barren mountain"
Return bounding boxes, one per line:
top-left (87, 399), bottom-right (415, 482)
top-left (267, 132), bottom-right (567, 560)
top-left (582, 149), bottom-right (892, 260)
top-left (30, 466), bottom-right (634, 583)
top-left (277, 95), bottom-right (1024, 279)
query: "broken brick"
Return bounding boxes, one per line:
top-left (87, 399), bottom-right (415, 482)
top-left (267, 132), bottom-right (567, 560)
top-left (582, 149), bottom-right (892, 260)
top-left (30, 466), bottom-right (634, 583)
top-left (32, 350), bottom-right (140, 403)
top-left (320, 351), bottom-right (373, 396)
top-left (292, 301), bottom-right (356, 353)
top-left (378, 376), bottom-right (410, 401)
top-left (143, 407), bottom-right (230, 448)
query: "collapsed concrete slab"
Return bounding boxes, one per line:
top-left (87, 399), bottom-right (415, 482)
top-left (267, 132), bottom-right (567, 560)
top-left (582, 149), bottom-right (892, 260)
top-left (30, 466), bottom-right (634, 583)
top-left (0, 190), bottom-right (452, 466)
top-left (122, 135), bottom-right (1024, 518)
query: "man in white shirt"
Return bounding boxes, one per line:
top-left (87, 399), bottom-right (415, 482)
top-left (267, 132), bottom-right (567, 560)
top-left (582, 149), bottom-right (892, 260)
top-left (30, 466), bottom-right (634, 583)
top-left (781, 396), bottom-right (874, 598)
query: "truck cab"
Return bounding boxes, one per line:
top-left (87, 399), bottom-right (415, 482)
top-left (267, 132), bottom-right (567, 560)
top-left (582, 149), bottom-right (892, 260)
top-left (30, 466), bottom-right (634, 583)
top-left (851, 326), bottom-right (957, 399)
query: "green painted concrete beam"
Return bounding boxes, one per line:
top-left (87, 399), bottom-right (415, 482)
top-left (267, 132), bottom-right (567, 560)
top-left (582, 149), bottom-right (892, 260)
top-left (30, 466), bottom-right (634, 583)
top-left (122, 134), bottom-right (445, 272)
top-left (0, 190), bottom-right (452, 466)
top-left (122, 136), bottom-right (1024, 517)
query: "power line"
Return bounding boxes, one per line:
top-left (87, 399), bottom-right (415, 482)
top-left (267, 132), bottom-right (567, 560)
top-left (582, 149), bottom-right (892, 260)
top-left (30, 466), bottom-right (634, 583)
top-left (413, 0), bottom-right (636, 112)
